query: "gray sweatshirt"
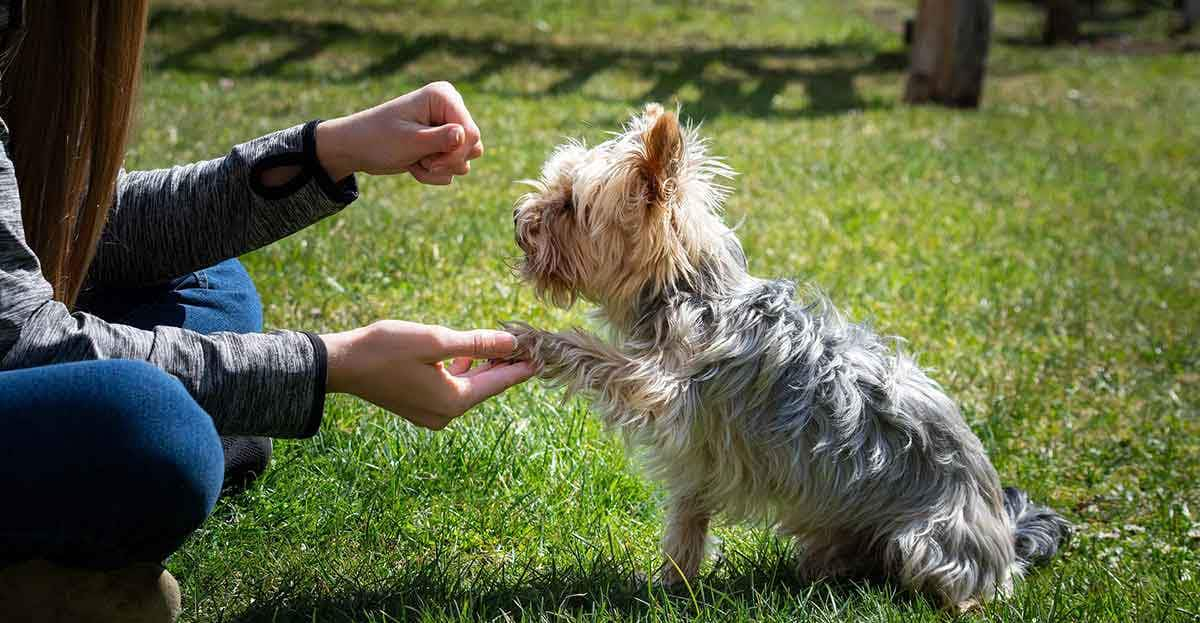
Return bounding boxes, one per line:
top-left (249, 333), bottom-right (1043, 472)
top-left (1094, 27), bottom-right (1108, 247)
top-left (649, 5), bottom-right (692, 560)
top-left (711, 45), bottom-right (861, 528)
top-left (0, 118), bottom-right (358, 437)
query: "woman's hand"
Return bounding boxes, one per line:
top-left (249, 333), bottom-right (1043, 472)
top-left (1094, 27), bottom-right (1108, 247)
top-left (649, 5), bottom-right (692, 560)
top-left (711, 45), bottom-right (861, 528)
top-left (315, 82), bottom-right (484, 185)
top-left (320, 321), bottom-right (533, 430)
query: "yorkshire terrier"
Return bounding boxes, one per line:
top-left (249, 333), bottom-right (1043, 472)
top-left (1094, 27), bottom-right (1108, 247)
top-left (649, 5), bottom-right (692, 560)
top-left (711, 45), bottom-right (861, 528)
top-left (507, 104), bottom-right (1071, 610)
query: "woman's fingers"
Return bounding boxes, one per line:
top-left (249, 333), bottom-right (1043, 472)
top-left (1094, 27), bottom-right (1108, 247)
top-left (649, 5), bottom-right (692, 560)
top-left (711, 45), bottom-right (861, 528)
top-left (422, 82), bottom-right (482, 176)
top-left (411, 362), bottom-right (529, 429)
top-left (463, 360), bottom-right (498, 377)
top-left (436, 102), bottom-right (480, 166)
top-left (336, 319), bottom-right (531, 431)
top-left (467, 140), bottom-right (484, 161)
top-left (419, 152), bottom-right (473, 176)
top-left (447, 357), bottom-right (506, 378)
top-left (447, 356), bottom-right (473, 375)
top-left (407, 164), bottom-right (453, 185)
top-left (456, 361), bottom-right (535, 404)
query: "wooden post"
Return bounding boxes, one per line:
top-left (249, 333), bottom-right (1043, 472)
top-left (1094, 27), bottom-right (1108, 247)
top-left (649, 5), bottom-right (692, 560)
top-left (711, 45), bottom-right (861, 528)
top-left (904, 0), bottom-right (994, 108)
top-left (1043, 0), bottom-right (1081, 44)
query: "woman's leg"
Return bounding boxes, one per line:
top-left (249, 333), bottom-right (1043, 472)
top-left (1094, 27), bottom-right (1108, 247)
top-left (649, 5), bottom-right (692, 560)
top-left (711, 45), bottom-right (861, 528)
top-left (78, 259), bottom-right (273, 494)
top-left (0, 288), bottom-right (238, 621)
top-left (98, 258), bottom-right (265, 335)
top-left (0, 360), bottom-right (223, 568)
top-left (77, 258), bottom-right (264, 335)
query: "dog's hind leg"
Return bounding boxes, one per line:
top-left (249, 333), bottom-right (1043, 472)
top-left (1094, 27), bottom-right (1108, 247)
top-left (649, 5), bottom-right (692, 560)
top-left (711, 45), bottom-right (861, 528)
top-left (793, 535), bottom-right (870, 582)
top-left (884, 506), bottom-right (1015, 611)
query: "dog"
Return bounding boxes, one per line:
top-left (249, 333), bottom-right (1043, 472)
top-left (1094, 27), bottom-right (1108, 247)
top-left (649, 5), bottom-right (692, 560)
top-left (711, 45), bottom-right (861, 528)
top-left (507, 103), bottom-right (1071, 610)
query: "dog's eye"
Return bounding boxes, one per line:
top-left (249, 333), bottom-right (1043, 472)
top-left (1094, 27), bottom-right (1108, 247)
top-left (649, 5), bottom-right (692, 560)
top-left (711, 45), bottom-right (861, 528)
top-left (561, 197), bottom-right (574, 213)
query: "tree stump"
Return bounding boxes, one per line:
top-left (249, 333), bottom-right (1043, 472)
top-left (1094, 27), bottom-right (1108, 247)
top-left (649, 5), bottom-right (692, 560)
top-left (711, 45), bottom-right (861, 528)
top-left (1043, 0), bottom-right (1081, 44)
top-left (904, 0), bottom-right (994, 109)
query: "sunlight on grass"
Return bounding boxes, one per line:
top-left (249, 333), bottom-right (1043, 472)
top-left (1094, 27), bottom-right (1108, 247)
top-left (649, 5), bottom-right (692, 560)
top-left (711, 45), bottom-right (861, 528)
top-left (136, 1), bottom-right (1200, 621)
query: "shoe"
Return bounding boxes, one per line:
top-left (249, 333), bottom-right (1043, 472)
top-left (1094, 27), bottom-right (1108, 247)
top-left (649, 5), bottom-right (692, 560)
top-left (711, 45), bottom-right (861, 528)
top-left (0, 559), bottom-right (181, 622)
top-left (220, 435), bottom-right (272, 496)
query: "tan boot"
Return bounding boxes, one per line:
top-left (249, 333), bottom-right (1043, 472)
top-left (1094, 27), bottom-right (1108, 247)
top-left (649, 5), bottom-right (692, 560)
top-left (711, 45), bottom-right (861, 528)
top-left (0, 559), bottom-right (181, 623)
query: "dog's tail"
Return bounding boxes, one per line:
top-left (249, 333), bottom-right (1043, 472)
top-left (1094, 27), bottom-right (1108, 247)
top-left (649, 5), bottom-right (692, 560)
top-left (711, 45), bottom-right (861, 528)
top-left (1002, 486), bottom-right (1073, 571)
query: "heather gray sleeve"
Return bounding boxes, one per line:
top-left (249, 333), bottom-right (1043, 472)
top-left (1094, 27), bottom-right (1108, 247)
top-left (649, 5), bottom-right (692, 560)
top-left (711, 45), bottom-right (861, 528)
top-left (88, 120), bottom-right (358, 286)
top-left (0, 119), bottom-right (330, 438)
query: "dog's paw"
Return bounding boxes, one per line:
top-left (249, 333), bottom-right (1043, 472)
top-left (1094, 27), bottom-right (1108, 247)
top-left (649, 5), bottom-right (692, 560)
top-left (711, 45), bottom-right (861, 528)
top-left (499, 320), bottom-right (541, 364)
top-left (653, 563), bottom-right (697, 592)
top-left (629, 569), bottom-right (690, 595)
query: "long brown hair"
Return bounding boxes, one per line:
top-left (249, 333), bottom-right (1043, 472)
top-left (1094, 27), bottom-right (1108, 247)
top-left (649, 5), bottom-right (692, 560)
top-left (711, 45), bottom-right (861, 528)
top-left (1, 1), bottom-right (149, 306)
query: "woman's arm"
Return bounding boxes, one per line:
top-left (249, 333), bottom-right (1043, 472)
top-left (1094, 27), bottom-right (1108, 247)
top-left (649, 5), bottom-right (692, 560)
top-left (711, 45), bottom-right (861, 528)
top-left (1, 154), bottom-right (526, 436)
top-left (86, 120), bottom-right (355, 287)
top-left (86, 82), bottom-right (483, 287)
top-left (0, 81), bottom-right (522, 435)
top-left (0, 140), bottom-right (326, 436)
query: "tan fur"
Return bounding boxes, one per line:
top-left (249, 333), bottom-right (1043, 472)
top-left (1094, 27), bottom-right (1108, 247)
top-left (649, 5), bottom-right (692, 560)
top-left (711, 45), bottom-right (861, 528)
top-left (508, 104), bottom-right (1071, 612)
top-left (514, 104), bottom-right (736, 327)
top-left (638, 106), bottom-right (684, 206)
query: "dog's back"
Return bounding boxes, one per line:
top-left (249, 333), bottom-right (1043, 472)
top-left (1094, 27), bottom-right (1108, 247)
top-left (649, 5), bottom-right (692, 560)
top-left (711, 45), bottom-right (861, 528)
top-left (639, 275), bottom-right (1068, 608)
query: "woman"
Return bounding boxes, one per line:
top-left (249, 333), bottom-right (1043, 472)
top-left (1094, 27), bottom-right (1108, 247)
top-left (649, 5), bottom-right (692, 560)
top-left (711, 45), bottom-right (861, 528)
top-left (0, 3), bottom-right (533, 621)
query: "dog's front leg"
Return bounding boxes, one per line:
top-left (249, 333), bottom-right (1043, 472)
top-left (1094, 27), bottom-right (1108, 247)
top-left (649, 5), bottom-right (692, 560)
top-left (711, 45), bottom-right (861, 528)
top-left (657, 492), bottom-right (714, 586)
top-left (503, 322), bottom-right (685, 428)
top-left (504, 323), bottom-right (708, 582)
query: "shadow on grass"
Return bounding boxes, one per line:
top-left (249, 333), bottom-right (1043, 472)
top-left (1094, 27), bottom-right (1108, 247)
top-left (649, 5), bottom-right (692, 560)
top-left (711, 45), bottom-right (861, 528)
top-left (148, 6), bottom-right (908, 121)
top-left (995, 1), bottom-right (1200, 52)
top-left (222, 540), bottom-right (924, 622)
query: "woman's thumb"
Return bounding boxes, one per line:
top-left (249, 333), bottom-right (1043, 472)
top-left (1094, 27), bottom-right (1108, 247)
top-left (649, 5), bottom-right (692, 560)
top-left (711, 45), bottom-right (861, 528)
top-left (419, 123), bottom-right (465, 154)
top-left (440, 329), bottom-right (517, 359)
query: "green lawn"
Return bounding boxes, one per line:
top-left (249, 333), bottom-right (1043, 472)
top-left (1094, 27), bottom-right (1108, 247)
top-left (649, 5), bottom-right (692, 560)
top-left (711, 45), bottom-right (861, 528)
top-left (137, 1), bottom-right (1199, 621)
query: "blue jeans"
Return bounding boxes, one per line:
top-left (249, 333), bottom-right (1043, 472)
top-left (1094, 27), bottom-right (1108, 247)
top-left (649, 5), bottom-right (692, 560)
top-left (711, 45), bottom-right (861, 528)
top-left (0, 259), bottom-right (262, 568)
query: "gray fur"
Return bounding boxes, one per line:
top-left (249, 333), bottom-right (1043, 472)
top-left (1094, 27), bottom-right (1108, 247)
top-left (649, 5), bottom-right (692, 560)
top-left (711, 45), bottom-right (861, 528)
top-left (509, 104), bottom-right (1071, 610)
top-left (1004, 486), bottom-right (1074, 568)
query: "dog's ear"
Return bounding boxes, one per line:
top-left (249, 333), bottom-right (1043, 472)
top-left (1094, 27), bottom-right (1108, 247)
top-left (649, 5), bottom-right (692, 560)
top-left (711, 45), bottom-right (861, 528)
top-left (638, 104), bottom-right (683, 206)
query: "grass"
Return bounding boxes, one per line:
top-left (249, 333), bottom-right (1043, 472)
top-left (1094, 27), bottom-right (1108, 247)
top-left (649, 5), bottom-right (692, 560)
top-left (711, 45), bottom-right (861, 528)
top-left (134, 1), bottom-right (1199, 620)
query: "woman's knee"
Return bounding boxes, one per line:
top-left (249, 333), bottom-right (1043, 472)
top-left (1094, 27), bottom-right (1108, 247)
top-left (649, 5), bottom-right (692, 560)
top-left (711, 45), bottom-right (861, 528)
top-left (64, 361), bottom-right (223, 562)
top-left (1, 360), bottom-right (224, 565)
top-left (100, 361), bottom-right (224, 531)
top-left (193, 259), bottom-right (263, 334)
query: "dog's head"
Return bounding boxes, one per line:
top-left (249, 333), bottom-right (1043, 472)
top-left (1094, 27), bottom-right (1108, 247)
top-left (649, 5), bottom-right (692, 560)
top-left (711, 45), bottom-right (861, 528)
top-left (513, 104), bottom-right (736, 311)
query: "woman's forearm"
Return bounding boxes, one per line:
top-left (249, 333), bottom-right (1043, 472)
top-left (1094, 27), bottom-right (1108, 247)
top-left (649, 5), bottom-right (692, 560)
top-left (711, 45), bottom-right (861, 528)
top-left (87, 121), bottom-right (358, 288)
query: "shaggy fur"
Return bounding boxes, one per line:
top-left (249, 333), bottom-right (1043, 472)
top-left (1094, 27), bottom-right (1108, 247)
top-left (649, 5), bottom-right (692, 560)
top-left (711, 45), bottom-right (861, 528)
top-left (508, 104), bottom-right (1072, 610)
